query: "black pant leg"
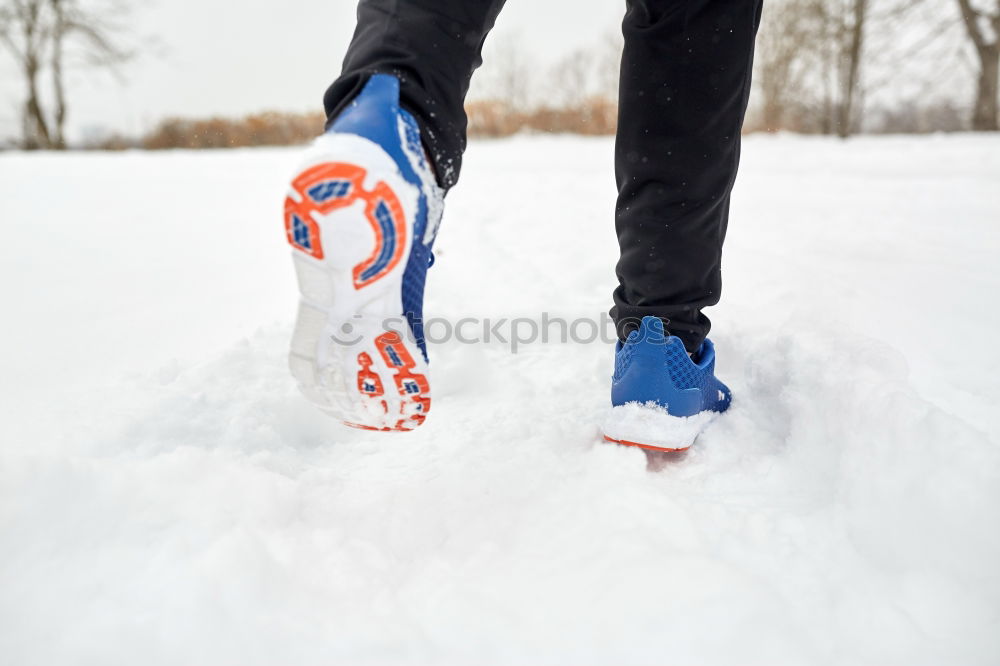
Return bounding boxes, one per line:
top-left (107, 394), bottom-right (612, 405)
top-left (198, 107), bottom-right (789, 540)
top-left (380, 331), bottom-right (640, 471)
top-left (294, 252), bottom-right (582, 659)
top-left (612, 0), bottom-right (763, 352)
top-left (324, 0), bottom-right (506, 190)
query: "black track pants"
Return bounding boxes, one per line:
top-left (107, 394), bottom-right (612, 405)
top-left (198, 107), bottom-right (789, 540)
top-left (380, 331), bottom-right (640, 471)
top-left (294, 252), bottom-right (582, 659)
top-left (325, 0), bottom-right (763, 352)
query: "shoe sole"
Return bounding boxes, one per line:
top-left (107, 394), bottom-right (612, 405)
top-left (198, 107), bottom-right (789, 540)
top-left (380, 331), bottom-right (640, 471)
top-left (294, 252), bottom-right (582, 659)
top-left (602, 435), bottom-right (691, 453)
top-left (283, 134), bottom-right (430, 431)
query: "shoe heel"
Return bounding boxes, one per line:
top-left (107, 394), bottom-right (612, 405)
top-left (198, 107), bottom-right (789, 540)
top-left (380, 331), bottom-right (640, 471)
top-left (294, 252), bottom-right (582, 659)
top-left (283, 134), bottom-right (429, 430)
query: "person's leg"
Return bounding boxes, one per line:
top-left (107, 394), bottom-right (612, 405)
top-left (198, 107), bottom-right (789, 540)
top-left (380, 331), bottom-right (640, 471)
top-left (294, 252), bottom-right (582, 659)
top-left (324, 0), bottom-right (507, 190)
top-left (611, 0), bottom-right (763, 352)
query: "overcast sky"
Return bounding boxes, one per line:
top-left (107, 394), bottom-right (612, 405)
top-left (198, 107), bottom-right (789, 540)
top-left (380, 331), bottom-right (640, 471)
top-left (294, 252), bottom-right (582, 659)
top-left (0, 0), bottom-right (975, 144)
top-left (0, 0), bottom-right (622, 142)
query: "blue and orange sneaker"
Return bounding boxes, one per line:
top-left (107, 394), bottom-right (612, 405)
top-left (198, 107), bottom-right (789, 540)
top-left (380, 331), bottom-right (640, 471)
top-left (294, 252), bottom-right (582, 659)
top-left (283, 74), bottom-right (443, 431)
top-left (602, 316), bottom-right (732, 452)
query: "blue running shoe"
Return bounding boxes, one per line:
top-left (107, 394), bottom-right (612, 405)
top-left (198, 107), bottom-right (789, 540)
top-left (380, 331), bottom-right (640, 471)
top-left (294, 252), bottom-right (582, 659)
top-left (602, 316), bottom-right (732, 451)
top-left (283, 74), bottom-right (443, 431)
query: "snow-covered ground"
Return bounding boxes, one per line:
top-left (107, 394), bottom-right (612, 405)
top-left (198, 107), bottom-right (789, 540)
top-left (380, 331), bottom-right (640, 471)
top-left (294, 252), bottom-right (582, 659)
top-left (1, 134), bottom-right (998, 665)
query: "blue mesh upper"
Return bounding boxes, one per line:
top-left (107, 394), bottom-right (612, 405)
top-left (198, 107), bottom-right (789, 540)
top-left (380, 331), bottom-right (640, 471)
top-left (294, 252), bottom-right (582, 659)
top-left (610, 316), bottom-right (730, 415)
top-left (616, 337), bottom-right (715, 392)
top-left (664, 342), bottom-right (702, 390)
top-left (613, 339), bottom-right (635, 382)
top-left (396, 110), bottom-right (432, 361)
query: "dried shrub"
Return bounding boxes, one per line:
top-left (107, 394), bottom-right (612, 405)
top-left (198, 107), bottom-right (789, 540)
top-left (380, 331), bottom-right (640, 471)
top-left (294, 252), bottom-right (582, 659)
top-left (524, 97), bottom-right (617, 135)
top-left (466, 97), bottom-right (617, 138)
top-left (142, 111), bottom-right (326, 149)
top-left (465, 100), bottom-right (525, 137)
top-left (138, 98), bottom-right (619, 151)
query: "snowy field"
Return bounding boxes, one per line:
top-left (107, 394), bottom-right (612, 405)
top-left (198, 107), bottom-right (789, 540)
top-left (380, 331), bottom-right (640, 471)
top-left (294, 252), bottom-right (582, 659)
top-left (1, 134), bottom-right (999, 665)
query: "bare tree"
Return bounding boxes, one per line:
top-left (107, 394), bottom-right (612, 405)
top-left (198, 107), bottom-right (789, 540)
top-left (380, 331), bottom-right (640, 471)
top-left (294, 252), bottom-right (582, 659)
top-left (0, 0), bottom-right (51, 148)
top-left (546, 33), bottom-right (621, 106)
top-left (753, 0), bottom-right (815, 131)
top-left (475, 35), bottom-right (534, 112)
top-left (51, 0), bottom-right (131, 147)
top-left (955, 0), bottom-right (999, 130)
top-left (837, 0), bottom-right (869, 137)
top-left (748, 0), bottom-right (966, 135)
top-left (548, 48), bottom-right (593, 109)
top-left (748, 0), bottom-right (872, 136)
top-left (803, 0), bottom-right (871, 137)
top-left (0, 0), bottom-right (132, 149)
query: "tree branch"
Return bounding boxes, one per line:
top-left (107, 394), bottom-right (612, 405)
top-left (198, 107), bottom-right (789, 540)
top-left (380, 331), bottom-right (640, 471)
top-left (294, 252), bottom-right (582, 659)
top-left (956, 0), bottom-right (988, 52)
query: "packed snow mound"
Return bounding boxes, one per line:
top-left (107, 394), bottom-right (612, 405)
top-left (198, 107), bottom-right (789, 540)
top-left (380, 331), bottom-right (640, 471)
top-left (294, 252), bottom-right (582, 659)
top-left (602, 401), bottom-right (720, 449)
top-left (1, 135), bottom-right (999, 665)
